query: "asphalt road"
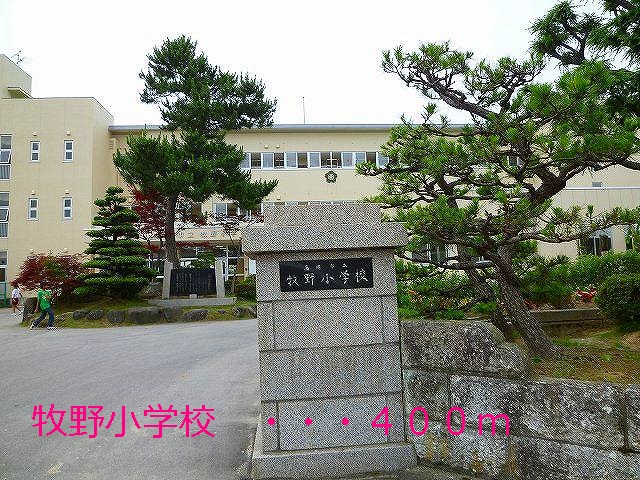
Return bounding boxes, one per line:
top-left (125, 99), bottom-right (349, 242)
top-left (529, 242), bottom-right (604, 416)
top-left (0, 311), bottom-right (259, 480)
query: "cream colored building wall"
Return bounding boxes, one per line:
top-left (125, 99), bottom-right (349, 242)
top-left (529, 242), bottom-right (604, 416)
top-left (0, 96), bottom-right (113, 282)
top-left (111, 127), bottom-right (640, 264)
top-left (110, 128), bottom-right (389, 206)
top-left (537, 185), bottom-right (640, 258)
top-left (226, 129), bottom-right (387, 203)
top-left (0, 55), bottom-right (32, 98)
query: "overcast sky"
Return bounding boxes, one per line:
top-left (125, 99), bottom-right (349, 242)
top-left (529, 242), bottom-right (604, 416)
top-left (1, 0), bottom-right (559, 126)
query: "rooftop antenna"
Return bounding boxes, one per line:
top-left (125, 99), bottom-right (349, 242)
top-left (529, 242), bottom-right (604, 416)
top-left (302, 96), bottom-right (306, 124)
top-left (11, 50), bottom-right (25, 65)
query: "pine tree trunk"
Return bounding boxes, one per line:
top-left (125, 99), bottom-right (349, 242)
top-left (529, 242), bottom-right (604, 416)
top-left (496, 270), bottom-right (560, 357)
top-left (467, 268), bottom-right (515, 341)
top-left (164, 194), bottom-right (179, 266)
top-left (456, 244), bottom-right (516, 341)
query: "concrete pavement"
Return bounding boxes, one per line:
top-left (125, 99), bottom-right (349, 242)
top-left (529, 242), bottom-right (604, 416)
top-left (0, 310), bottom-right (259, 480)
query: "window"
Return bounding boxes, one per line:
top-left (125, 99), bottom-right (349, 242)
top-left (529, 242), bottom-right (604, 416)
top-left (297, 152), bottom-right (308, 168)
top-left (0, 135), bottom-right (11, 180)
top-left (285, 152), bottom-right (297, 169)
top-left (376, 152), bottom-right (389, 167)
top-left (592, 181), bottom-right (602, 187)
top-left (341, 152), bottom-right (364, 169)
top-left (240, 152), bottom-right (250, 169)
top-left (412, 243), bottom-right (448, 264)
top-left (214, 202), bottom-right (228, 216)
top-left (62, 197), bottom-right (72, 219)
top-left (366, 152), bottom-right (377, 164)
top-left (0, 135), bottom-right (10, 163)
top-left (262, 152), bottom-right (274, 169)
top-left (0, 193), bottom-right (8, 237)
top-left (64, 140), bottom-right (73, 162)
top-left (320, 152), bottom-right (340, 168)
top-left (308, 152), bottom-right (321, 168)
top-left (579, 229), bottom-right (612, 256)
top-left (506, 155), bottom-right (522, 167)
top-left (250, 152), bottom-right (261, 169)
top-left (274, 152), bottom-right (285, 169)
top-left (30, 141), bottom-right (40, 162)
top-left (28, 198), bottom-right (38, 220)
top-left (0, 251), bottom-right (6, 282)
top-left (341, 152), bottom-right (354, 168)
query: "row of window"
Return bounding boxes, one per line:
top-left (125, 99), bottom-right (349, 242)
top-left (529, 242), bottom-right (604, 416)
top-left (0, 135), bottom-right (74, 165)
top-left (27, 197), bottom-right (73, 220)
top-left (0, 194), bottom-right (72, 238)
top-left (211, 200), bottom-right (358, 219)
top-left (240, 151), bottom-right (389, 170)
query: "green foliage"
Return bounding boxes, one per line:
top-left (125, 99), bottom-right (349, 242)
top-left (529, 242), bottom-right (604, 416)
top-left (530, 0), bottom-right (640, 116)
top-left (361, 4), bottom-right (640, 354)
top-left (140, 35), bottom-right (277, 135)
top-left (396, 260), bottom-right (477, 318)
top-left (74, 186), bottom-right (156, 298)
top-left (471, 302), bottom-right (497, 315)
top-left (189, 252), bottom-right (217, 269)
top-left (560, 250), bottom-right (640, 289)
top-left (116, 36), bottom-right (279, 263)
top-left (235, 275), bottom-right (256, 301)
top-left (518, 252), bottom-right (574, 308)
top-left (595, 274), bottom-right (640, 328)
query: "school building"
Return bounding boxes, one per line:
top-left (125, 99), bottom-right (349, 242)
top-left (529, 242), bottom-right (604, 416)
top-left (1, 54), bottom-right (639, 292)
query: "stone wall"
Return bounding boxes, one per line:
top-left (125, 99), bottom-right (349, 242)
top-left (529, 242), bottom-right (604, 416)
top-left (401, 320), bottom-right (639, 479)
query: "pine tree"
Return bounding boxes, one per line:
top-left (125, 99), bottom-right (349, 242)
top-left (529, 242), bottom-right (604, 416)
top-left (362, 25), bottom-right (640, 357)
top-left (74, 186), bottom-right (157, 298)
top-left (114, 35), bottom-right (277, 265)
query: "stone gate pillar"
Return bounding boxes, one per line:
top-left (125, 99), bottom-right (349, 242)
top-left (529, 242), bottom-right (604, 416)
top-left (243, 203), bottom-right (417, 479)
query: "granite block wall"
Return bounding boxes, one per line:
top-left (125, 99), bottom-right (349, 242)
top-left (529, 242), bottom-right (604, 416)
top-left (401, 319), bottom-right (640, 480)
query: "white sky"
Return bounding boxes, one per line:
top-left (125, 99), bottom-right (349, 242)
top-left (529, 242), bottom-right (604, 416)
top-left (1, 0), bottom-right (558, 126)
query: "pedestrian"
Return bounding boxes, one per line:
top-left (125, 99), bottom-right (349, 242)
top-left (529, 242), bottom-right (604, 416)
top-left (29, 283), bottom-right (56, 330)
top-left (10, 283), bottom-right (22, 315)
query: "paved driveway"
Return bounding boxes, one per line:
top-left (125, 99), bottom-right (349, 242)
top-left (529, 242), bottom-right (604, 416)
top-left (0, 311), bottom-right (259, 480)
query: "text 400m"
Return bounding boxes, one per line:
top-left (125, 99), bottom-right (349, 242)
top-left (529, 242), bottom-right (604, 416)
top-left (372, 406), bottom-right (511, 436)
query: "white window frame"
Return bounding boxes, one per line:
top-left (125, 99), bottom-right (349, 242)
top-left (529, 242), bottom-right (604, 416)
top-left (285, 152), bottom-right (298, 169)
top-left (214, 202), bottom-right (228, 216)
top-left (63, 140), bottom-right (73, 162)
top-left (308, 152), bottom-right (321, 169)
top-left (0, 192), bottom-right (8, 237)
top-left (0, 136), bottom-right (11, 181)
top-left (341, 152), bottom-right (365, 169)
top-left (28, 198), bottom-right (38, 220)
top-left (0, 135), bottom-right (11, 164)
top-left (62, 197), bottom-right (73, 219)
top-left (30, 141), bottom-right (40, 162)
top-left (261, 152), bottom-right (274, 170)
top-left (321, 152), bottom-right (341, 169)
top-left (376, 152), bottom-right (389, 168)
top-left (341, 152), bottom-right (354, 169)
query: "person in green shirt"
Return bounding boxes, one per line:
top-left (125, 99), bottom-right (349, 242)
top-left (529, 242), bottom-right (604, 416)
top-left (30, 283), bottom-right (56, 330)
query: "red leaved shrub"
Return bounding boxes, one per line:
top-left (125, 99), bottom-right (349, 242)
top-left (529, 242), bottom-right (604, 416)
top-left (12, 253), bottom-right (85, 299)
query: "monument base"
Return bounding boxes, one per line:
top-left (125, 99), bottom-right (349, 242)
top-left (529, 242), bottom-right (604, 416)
top-left (251, 422), bottom-right (417, 479)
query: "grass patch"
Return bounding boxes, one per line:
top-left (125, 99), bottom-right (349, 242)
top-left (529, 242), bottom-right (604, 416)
top-left (52, 297), bottom-right (150, 314)
top-left (530, 327), bottom-right (640, 384)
